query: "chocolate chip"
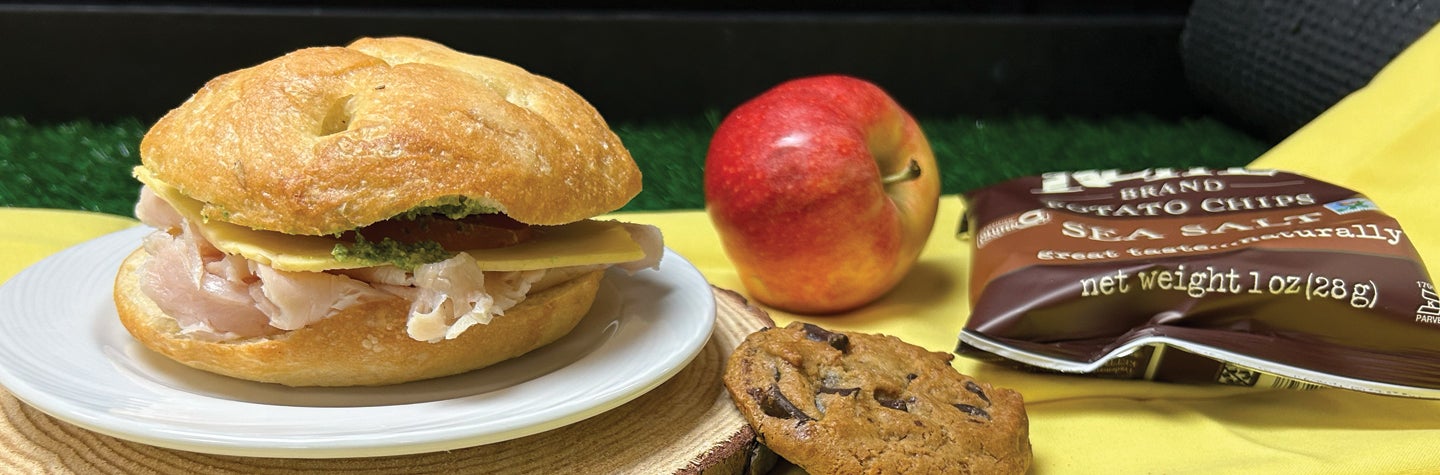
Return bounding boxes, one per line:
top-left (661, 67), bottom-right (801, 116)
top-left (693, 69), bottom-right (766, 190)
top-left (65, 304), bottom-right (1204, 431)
top-left (953, 403), bottom-right (992, 421)
top-left (801, 323), bottom-right (850, 352)
top-left (964, 380), bottom-right (991, 405)
top-left (813, 386), bottom-right (858, 416)
top-left (875, 390), bottom-right (915, 412)
top-left (752, 384), bottom-right (812, 421)
top-left (906, 373), bottom-right (919, 380)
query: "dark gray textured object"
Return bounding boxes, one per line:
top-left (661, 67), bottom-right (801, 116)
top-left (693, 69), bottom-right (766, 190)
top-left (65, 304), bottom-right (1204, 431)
top-left (1183, 0), bottom-right (1440, 140)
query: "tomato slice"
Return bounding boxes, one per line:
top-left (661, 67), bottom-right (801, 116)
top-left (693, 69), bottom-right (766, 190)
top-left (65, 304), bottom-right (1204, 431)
top-left (344, 214), bottom-right (532, 250)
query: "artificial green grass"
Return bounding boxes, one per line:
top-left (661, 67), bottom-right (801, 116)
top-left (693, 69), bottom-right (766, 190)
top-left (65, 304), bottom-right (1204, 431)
top-left (0, 114), bottom-right (1269, 218)
top-left (0, 117), bottom-right (148, 216)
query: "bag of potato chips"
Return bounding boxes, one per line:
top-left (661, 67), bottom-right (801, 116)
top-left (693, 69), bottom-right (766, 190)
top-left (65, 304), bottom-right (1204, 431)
top-left (957, 168), bottom-right (1440, 397)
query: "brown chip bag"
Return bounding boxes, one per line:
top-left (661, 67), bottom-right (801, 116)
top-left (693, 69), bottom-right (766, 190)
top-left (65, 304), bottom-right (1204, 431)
top-left (956, 168), bottom-right (1440, 397)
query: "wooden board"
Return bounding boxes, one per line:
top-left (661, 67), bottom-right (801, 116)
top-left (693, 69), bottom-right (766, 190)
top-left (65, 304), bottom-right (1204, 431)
top-left (0, 287), bottom-right (776, 474)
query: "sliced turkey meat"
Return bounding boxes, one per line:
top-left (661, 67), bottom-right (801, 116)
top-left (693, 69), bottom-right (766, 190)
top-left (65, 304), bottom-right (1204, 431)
top-left (130, 185), bottom-right (666, 342)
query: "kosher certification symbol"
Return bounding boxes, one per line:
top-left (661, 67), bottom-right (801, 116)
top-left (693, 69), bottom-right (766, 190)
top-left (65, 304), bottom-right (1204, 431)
top-left (1324, 198), bottom-right (1378, 215)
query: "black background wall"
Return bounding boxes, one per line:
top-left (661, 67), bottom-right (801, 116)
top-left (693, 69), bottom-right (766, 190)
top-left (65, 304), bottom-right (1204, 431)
top-left (1, 1), bottom-right (1199, 124)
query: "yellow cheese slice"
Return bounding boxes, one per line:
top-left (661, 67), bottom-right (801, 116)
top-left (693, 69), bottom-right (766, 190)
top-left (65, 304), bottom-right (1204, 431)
top-left (134, 166), bottom-right (647, 272)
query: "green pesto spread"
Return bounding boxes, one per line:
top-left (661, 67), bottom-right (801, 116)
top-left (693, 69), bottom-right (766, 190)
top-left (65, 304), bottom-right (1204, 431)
top-left (332, 234), bottom-right (452, 271)
top-left (398, 196), bottom-right (500, 221)
top-left (330, 197), bottom-right (497, 269)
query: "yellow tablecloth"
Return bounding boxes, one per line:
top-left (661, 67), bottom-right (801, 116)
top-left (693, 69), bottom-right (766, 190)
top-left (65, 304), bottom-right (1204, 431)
top-left (7, 24), bottom-right (1440, 475)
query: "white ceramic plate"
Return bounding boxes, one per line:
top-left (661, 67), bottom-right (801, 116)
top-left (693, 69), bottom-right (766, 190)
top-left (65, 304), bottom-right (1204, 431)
top-left (0, 226), bottom-right (714, 458)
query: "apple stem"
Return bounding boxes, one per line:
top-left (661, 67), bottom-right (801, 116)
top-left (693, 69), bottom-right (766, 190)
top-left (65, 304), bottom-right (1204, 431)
top-left (881, 159), bottom-right (923, 185)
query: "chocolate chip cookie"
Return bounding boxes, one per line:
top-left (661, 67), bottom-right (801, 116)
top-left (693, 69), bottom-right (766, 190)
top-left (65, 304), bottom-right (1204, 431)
top-left (724, 322), bottom-right (1031, 474)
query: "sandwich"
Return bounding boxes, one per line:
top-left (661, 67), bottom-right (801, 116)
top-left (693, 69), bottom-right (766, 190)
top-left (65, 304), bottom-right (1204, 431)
top-left (113, 37), bottom-right (663, 387)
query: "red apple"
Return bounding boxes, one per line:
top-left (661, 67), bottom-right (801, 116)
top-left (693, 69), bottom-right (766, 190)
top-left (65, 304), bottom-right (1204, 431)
top-left (704, 75), bottom-right (941, 314)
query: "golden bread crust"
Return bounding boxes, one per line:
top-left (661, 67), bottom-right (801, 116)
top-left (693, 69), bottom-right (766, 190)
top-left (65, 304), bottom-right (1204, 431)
top-left (139, 37), bottom-right (640, 235)
top-left (113, 248), bottom-right (605, 387)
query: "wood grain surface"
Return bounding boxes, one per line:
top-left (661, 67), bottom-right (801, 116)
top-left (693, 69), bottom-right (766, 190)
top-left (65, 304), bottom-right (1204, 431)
top-left (0, 286), bottom-right (776, 474)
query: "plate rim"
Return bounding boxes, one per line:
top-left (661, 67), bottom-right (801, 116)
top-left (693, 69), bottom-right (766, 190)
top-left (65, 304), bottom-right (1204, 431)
top-left (0, 226), bottom-right (715, 458)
